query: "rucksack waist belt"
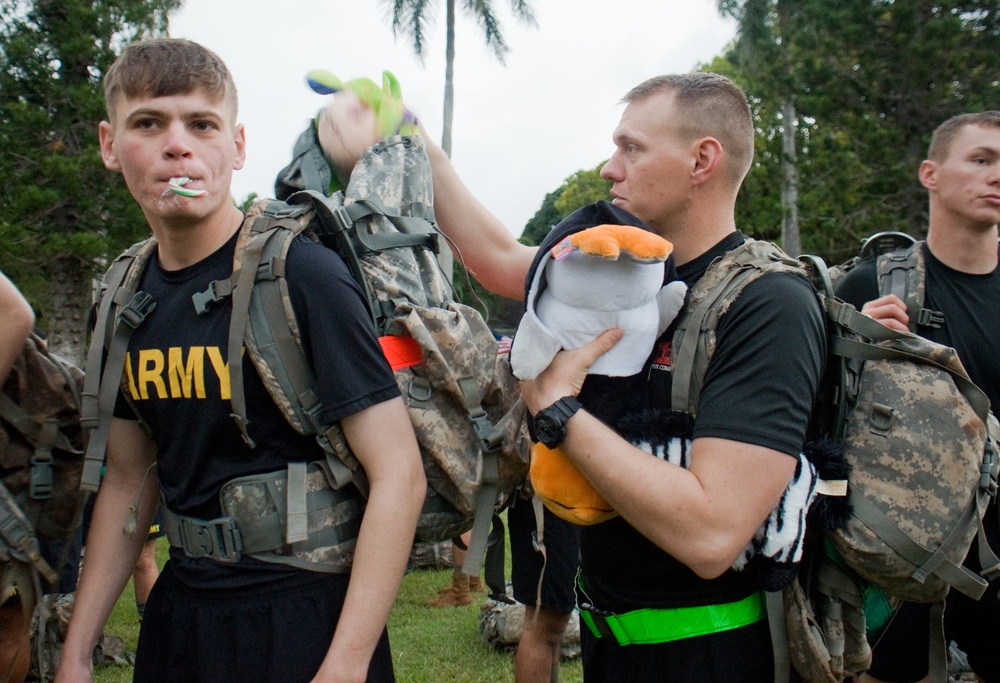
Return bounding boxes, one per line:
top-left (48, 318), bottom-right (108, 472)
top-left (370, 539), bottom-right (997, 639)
top-left (162, 461), bottom-right (363, 566)
top-left (579, 590), bottom-right (766, 646)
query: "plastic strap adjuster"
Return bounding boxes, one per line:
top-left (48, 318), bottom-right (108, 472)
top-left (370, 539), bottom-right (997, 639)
top-left (177, 515), bottom-right (244, 563)
top-left (120, 291), bottom-right (156, 329)
top-left (916, 308), bottom-right (945, 328)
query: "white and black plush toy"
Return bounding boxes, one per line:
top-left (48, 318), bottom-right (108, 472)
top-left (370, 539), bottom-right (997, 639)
top-left (512, 201), bottom-right (687, 526)
top-left (510, 205), bottom-right (687, 382)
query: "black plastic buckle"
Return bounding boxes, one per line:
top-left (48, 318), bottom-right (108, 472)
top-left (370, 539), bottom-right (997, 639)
top-left (472, 414), bottom-right (503, 452)
top-left (192, 281), bottom-right (224, 315)
top-left (578, 601), bottom-right (619, 641)
top-left (29, 454), bottom-right (53, 500)
top-left (916, 308), bottom-right (945, 329)
top-left (982, 443), bottom-right (998, 496)
top-left (120, 291), bottom-right (156, 329)
top-left (178, 516), bottom-right (244, 563)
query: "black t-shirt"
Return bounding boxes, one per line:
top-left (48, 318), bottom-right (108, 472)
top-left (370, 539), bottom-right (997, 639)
top-left (114, 226), bottom-right (400, 589)
top-left (835, 242), bottom-right (1000, 557)
top-left (580, 232), bottom-right (827, 611)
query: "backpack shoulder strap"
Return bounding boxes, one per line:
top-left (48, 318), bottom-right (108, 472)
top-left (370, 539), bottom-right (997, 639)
top-left (876, 241), bottom-right (944, 332)
top-left (80, 238), bottom-right (158, 491)
top-left (670, 239), bottom-right (805, 415)
top-left (234, 200), bottom-right (362, 489)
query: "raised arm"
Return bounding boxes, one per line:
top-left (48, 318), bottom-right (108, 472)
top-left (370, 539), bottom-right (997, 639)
top-left (424, 139), bottom-right (537, 300)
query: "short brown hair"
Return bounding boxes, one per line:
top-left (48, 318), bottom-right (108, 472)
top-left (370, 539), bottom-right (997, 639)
top-left (927, 111), bottom-right (1000, 162)
top-left (623, 73), bottom-right (754, 186)
top-left (103, 38), bottom-right (237, 122)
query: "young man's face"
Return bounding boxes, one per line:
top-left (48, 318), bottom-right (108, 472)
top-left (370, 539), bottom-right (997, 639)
top-left (600, 91), bottom-right (694, 235)
top-left (99, 88), bottom-right (245, 224)
top-left (922, 123), bottom-right (1000, 229)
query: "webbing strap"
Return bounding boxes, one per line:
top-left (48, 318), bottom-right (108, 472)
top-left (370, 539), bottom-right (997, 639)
top-left (80, 246), bottom-right (153, 492)
top-left (83, 288), bottom-right (156, 492)
top-left (850, 493), bottom-right (988, 599)
top-left (766, 590), bottom-right (790, 683)
top-left (0, 395), bottom-right (78, 456)
top-left (877, 245), bottom-right (944, 332)
top-left (286, 461), bottom-right (308, 544)
top-left (928, 600), bottom-right (948, 683)
top-left (671, 243), bottom-right (792, 414)
top-left (0, 479), bottom-right (58, 586)
top-left (828, 334), bottom-right (991, 422)
top-left (333, 198), bottom-right (439, 254)
top-left (226, 220), bottom-right (267, 448)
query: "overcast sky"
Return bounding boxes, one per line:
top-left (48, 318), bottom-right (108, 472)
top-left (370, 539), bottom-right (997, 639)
top-left (169, 1), bottom-right (737, 237)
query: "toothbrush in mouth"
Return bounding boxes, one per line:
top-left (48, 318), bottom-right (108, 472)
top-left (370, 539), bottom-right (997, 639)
top-left (168, 177), bottom-right (207, 198)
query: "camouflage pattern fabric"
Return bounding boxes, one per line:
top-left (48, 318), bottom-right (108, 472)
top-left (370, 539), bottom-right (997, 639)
top-left (478, 598), bottom-right (581, 660)
top-left (218, 461), bottom-right (363, 573)
top-left (830, 340), bottom-right (996, 602)
top-left (409, 540), bottom-right (453, 570)
top-left (28, 592), bottom-right (133, 682)
top-left (0, 333), bottom-right (87, 627)
top-left (0, 334), bottom-right (86, 546)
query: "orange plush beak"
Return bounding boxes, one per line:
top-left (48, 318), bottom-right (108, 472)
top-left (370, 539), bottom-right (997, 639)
top-left (529, 442), bottom-right (618, 525)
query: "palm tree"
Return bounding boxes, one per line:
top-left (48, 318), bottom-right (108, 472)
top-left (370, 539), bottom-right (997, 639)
top-left (381, 0), bottom-right (536, 158)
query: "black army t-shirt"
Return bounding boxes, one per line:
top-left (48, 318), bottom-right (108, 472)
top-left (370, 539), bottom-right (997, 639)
top-left (114, 226), bottom-right (399, 589)
top-left (580, 232), bottom-right (827, 611)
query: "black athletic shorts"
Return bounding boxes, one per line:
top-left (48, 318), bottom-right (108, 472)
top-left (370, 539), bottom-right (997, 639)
top-left (581, 617), bottom-right (774, 682)
top-left (134, 561), bottom-right (395, 682)
top-left (509, 494), bottom-right (581, 614)
top-left (866, 579), bottom-right (1000, 683)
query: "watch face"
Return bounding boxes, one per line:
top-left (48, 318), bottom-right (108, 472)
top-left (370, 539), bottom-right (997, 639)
top-left (534, 410), bottom-right (566, 448)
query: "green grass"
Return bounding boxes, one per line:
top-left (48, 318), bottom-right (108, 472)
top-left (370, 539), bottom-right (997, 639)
top-left (92, 538), bottom-right (583, 683)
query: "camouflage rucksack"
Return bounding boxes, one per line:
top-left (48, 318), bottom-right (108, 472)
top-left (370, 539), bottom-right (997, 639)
top-left (82, 133), bottom-right (528, 595)
top-left (827, 230), bottom-right (945, 335)
top-left (0, 332), bottom-right (86, 627)
top-left (27, 592), bottom-right (134, 681)
top-left (671, 239), bottom-right (1000, 683)
top-left (478, 597), bottom-right (581, 660)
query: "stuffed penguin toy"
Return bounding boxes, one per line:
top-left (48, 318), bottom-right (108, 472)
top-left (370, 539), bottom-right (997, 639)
top-left (510, 201), bottom-right (687, 525)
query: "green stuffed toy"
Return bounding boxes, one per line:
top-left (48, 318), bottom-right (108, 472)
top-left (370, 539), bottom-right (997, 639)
top-left (306, 68), bottom-right (420, 192)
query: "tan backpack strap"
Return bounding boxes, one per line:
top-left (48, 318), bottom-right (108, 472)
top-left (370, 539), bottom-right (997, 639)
top-left (80, 242), bottom-right (156, 492)
top-left (224, 217), bottom-right (269, 447)
top-left (766, 590), bottom-right (790, 683)
top-left (671, 240), bottom-right (798, 414)
top-left (876, 242), bottom-right (944, 332)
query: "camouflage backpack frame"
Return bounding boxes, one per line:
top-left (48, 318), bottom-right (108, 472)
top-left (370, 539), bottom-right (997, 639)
top-left (81, 133), bottom-right (527, 596)
top-left (670, 238), bottom-right (1000, 683)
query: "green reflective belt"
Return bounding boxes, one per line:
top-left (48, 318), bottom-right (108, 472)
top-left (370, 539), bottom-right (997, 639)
top-left (579, 590), bottom-right (766, 646)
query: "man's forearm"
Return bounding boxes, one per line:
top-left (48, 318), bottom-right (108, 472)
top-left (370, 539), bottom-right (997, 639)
top-left (58, 474), bottom-right (158, 676)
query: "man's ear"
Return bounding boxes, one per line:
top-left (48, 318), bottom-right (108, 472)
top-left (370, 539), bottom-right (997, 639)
top-left (691, 136), bottom-right (723, 186)
top-left (918, 159), bottom-right (938, 192)
top-left (98, 120), bottom-right (120, 171)
top-left (233, 123), bottom-right (247, 172)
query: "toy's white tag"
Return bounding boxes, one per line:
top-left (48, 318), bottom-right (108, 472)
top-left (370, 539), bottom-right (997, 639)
top-left (816, 478), bottom-right (848, 497)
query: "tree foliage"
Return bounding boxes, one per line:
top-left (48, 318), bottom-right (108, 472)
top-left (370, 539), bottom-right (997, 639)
top-left (0, 0), bottom-right (179, 360)
top-left (715, 0), bottom-right (1000, 265)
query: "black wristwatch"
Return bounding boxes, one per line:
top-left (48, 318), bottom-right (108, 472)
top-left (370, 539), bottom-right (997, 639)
top-left (530, 396), bottom-right (583, 449)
